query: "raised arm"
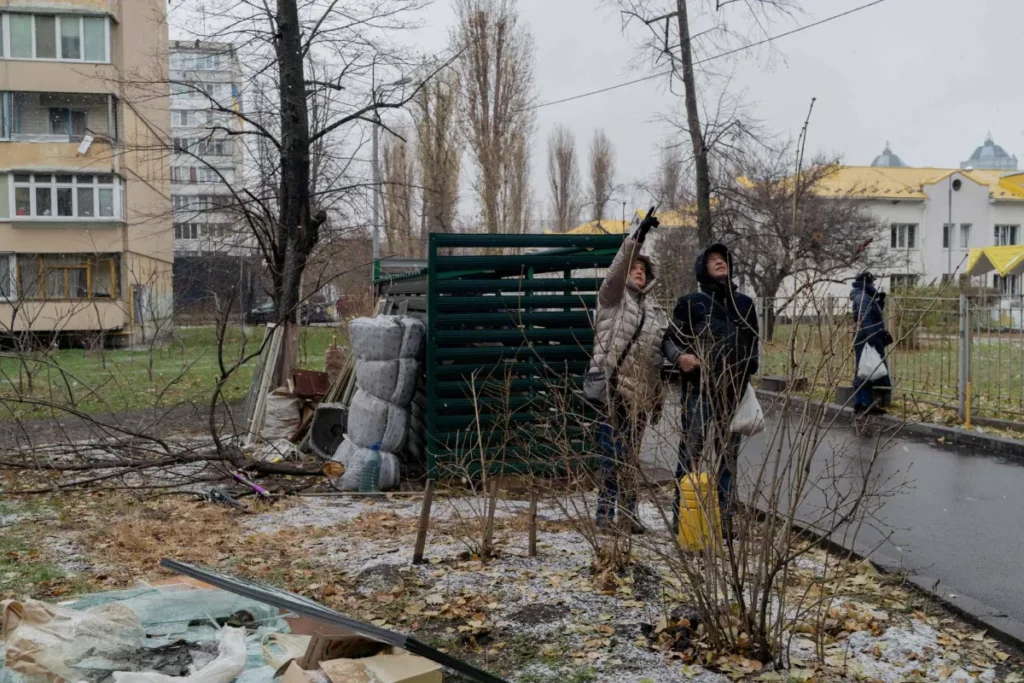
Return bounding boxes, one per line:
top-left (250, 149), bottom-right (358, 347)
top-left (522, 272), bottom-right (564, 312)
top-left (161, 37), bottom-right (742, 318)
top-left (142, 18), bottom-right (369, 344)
top-left (598, 237), bottom-right (641, 308)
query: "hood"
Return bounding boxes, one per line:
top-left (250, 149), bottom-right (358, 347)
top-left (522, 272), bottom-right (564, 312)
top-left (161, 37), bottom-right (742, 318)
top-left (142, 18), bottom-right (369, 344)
top-left (851, 271), bottom-right (877, 297)
top-left (694, 243), bottom-right (735, 295)
top-left (625, 252), bottom-right (658, 295)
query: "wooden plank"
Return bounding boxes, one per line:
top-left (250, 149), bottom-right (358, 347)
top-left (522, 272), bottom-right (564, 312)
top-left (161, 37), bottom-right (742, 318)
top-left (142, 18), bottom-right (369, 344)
top-left (412, 479), bottom-right (435, 565)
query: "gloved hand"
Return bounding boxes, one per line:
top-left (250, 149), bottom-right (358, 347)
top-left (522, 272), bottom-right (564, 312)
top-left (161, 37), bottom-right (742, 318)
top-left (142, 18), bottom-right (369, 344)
top-left (634, 213), bottom-right (660, 243)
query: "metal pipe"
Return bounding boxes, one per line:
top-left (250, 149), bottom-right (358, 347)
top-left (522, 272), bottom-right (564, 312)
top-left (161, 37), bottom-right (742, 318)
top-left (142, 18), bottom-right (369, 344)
top-left (958, 293), bottom-right (969, 420)
top-left (371, 122), bottom-right (381, 273)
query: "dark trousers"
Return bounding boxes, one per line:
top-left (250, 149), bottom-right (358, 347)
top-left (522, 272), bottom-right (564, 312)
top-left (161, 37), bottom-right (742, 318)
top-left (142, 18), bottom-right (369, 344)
top-left (673, 392), bottom-right (740, 532)
top-left (597, 401), bottom-right (644, 522)
top-left (854, 342), bottom-right (892, 409)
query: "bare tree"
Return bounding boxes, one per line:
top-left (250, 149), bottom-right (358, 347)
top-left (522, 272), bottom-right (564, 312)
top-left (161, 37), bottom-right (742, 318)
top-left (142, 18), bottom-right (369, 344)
top-left (620, 0), bottom-right (797, 245)
top-left (588, 129), bottom-right (615, 223)
top-left (382, 135), bottom-right (417, 258)
top-left (153, 0), bottom-right (448, 383)
top-left (455, 0), bottom-right (536, 234)
top-left (718, 144), bottom-right (891, 340)
top-left (415, 70), bottom-right (461, 246)
top-left (547, 125), bottom-right (583, 232)
top-left (655, 144), bottom-right (685, 210)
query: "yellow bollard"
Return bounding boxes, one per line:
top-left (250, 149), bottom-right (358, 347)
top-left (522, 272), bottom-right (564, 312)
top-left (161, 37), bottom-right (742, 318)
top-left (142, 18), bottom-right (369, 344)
top-left (677, 473), bottom-right (722, 551)
top-left (965, 382), bottom-right (972, 430)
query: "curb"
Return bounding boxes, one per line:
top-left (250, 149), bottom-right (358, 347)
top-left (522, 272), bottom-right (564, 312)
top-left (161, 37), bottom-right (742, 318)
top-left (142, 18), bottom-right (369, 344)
top-left (755, 389), bottom-right (1024, 459)
top-left (754, 389), bottom-right (1024, 649)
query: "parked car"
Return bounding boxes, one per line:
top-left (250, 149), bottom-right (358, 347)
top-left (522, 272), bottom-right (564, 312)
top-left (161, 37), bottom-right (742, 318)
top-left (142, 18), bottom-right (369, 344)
top-left (245, 299), bottom-right (333, 326)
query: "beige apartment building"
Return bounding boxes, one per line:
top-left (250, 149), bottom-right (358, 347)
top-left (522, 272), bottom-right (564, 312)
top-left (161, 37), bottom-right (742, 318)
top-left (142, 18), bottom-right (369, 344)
top-left (0, 0), bottom-right (172, 343)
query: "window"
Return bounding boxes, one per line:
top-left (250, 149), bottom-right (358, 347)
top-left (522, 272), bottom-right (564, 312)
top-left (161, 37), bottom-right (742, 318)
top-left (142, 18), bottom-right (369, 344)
top-left (9, 92), bottom-right (115, 141)
top-left (10, 173), bottom-right (121, 220)
top-left (889, 274), bottom-right (919, 291)
top-left (16, 254), bottom-right (119, 300)
top-left (83, 17), bottom-right (105, 61)
top-left (942, 223), bottom-right (951, 249)
top-left (173, 222), bottom-right (201, 239)
top-left (890, 223), bottom-right (917, 249)
top-left (35, 15), bottom-right (56, 58)
top-left (995, 225), bottom-right (1020, 246)
top-left (173, 111), bottom-right (190, 126)
top-left (960, 224), bottom-right (971, 249)
top-left (9, 15), bottom-right (33, 58)
top-left (1, 13), bottom-right (109, 61)
top-left (60, 15), bottom-right (81, 59)
top-left (994, 274), bottom-right (1022, 296)
top-left (0, 254), bottom-right (14, 300)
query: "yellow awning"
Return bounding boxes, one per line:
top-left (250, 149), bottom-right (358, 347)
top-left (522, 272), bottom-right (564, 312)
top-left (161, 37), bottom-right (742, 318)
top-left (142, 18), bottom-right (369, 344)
top-left (966, 245), bottom-right (1024, 276)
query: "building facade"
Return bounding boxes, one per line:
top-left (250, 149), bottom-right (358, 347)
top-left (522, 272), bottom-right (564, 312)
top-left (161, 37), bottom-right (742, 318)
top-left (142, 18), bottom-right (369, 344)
top-left (167, 41), bottom-right (257, 317)
top-left (791, 139), bottom-right (1024, 300)
top-left (0, 0), bottom-right (172, 342)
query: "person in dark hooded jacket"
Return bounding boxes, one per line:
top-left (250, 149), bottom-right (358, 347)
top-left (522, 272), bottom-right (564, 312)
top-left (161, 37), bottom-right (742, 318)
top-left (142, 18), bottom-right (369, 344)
top-left (662, 243), bottom-right (759, 535)
top-left (850, 272), bottom-right (892, 413)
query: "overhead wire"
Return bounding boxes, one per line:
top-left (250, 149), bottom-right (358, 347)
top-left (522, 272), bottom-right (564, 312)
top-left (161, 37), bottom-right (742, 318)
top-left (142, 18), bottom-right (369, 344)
top-left (525, 0), bottom-right (890, 111)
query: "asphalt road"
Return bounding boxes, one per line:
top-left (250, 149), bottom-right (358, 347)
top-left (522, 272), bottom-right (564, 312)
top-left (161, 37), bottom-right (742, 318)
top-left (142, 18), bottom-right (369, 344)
top-left (640, 396), bottom-right (1024, 623)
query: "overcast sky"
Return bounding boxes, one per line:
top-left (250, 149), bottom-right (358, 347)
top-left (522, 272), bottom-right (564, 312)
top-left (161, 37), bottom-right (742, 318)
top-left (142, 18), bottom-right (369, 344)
top-left (403, 0), bottom-right (1023, 217)
top-left (169, 0), bottom-right (1024, 223)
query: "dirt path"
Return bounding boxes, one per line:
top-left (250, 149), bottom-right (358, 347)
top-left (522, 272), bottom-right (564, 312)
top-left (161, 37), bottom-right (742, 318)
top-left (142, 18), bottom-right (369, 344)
top-left (1, 400), bottom-right (243, 447)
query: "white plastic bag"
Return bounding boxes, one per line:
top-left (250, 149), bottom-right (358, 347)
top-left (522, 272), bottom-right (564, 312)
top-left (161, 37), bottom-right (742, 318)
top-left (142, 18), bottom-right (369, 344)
top-left (1, 599), bottom-right (143, 681)
top-left (261, 390), bottom-right (302, 440)
top-left (730, 383), bottom-right (765, 436)
top-left (114, 626), bottom-right (246, 683)
top-left (856, 344), bottom-right (889, 382)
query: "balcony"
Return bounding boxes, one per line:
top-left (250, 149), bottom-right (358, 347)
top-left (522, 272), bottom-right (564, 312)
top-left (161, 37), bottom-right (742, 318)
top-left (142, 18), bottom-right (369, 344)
top-left (1, 92), bottom-right (117, 143)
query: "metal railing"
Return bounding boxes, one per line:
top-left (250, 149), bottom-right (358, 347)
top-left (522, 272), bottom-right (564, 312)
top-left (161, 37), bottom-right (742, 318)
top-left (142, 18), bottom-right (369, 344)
top-left (755, 293), bottom-right (1024, 422)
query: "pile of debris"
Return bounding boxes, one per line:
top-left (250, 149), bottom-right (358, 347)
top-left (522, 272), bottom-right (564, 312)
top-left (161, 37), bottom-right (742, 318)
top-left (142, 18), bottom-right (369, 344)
top-left (237, 315), bottom-right (425, 495)
top-left (0, 561), bottom-right (500, 683)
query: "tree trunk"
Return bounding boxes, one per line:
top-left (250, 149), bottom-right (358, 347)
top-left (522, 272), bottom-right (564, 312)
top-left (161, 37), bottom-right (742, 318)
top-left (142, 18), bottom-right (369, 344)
top-left (764, 306), bottom-right (777, 343)
top-left (272, 0), bottom-right (316, 386)
top-left (675, 0), bottom-right (712, 246)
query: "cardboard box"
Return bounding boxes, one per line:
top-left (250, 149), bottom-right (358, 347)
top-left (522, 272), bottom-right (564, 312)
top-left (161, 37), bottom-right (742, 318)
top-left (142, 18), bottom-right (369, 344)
top-left (321, 652), bottom-right (442, 683)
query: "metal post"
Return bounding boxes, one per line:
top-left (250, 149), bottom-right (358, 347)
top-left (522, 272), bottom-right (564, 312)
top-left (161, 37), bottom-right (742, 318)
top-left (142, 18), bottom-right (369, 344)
top-left (958, 293), bottom-right (969, 420)
top-left (756, 296), bottom-right (765, 380)
top-left (947, 176), bottom-right (953, 279)
top-left (371, 122), bottom-right (381, 276)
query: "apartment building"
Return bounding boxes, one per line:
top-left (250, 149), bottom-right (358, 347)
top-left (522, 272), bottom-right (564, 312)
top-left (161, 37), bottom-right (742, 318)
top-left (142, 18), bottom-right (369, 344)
top-left (167, 41), bottom-right (256, 314)
top-left (0, 0), bottom-right (172, 342)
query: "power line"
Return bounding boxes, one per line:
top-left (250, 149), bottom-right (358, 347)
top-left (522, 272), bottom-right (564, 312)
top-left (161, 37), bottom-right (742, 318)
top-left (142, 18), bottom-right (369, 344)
top-left (526, 0), bottom-right (890, 112)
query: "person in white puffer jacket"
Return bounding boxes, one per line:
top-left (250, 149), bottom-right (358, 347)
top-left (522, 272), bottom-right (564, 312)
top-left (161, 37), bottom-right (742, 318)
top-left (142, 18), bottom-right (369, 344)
top-left (587, 212), bottom-right (666, 533)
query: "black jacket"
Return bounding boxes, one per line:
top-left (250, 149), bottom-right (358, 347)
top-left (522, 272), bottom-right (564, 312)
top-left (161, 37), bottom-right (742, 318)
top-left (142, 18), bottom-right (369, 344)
top-left (662, 243), bottom-right (759, 404)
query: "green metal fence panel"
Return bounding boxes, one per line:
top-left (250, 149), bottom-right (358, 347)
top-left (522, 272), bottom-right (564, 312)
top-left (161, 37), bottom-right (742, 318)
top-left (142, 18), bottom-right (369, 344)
top-left (423, 232), bottom-right (623, 478)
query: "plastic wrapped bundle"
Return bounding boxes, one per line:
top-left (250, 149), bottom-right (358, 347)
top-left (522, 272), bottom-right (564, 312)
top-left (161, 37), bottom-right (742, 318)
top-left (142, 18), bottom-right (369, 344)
top-left (346, 389), bottom-right (408, 452)
top-left (356, 358), bottom-right (418, 405)
top-left (349, 316), bottom-right (425, 361)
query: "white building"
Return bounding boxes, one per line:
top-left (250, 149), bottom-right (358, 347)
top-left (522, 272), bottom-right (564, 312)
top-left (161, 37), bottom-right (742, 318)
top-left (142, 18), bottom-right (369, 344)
top-left (168, 41), bottom-right (247, 257)
top-left (811, 138), bottom-right (1024, 297)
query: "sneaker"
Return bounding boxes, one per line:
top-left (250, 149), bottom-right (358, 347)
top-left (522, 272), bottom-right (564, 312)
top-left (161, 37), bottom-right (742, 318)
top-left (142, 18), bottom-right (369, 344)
top-left (867, 405), bottom-right (888, 416)
top-left (853, 404), bottom-right (869, 414)
top-left (630, 520), bottom-right (647, 535)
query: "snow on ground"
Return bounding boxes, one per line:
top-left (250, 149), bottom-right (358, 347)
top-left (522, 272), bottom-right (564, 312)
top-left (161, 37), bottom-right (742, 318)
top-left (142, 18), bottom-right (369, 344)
top-left (237, 494), bottom-right (1007, 683)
